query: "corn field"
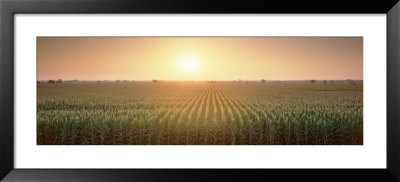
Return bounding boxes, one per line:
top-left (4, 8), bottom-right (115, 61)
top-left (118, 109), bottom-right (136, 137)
top-left (37, 82), bottom-right (363, 145)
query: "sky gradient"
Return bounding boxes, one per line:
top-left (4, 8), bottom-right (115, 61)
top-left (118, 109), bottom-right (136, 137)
top-left (37, 37), bottom-right (363, 81)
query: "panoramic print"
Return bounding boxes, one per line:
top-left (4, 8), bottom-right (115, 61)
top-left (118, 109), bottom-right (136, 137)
top-left (37, 37), bottom-right (363, 145)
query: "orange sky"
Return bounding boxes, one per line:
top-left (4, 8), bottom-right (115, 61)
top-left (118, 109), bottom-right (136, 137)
top-left (37, 37), bottom-right (363, 81)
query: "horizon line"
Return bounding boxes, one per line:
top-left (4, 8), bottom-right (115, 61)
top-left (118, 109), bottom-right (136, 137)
top-left (37, 79), bottom-right (364, 81)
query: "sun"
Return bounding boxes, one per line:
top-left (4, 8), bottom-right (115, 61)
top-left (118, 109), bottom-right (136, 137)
top-left (179, 56), bottom-right (199, 73)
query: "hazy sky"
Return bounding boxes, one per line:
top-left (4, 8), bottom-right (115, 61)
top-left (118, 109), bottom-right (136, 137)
top-left (37, 37), bottom-right (363, 81)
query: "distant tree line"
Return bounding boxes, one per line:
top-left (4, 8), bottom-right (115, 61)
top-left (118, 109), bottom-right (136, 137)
top-left (38, 79), bottom-right (83, 84)
top-left (39, 79), bottom-right (63, 84)
top-left (308, 79), bottom-right (361, 85)
top-left (38, 79), bottom-right (139, 84)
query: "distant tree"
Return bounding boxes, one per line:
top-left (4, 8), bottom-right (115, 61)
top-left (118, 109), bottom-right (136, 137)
top-left (97, 80), bottom-right (101, 83)
top-left (323, 80), bottom-right (327, 84)
top-left (330, 80), bottom-right (334, 84)
top-left (152, 79), bottom-right (160, 83)
top-left (56, 79), bottom-right (63, 84)
top-left (37, 81), bottom-right (40, 84)
top-left (48, 80), bottom-right (56, 84)
top-left (116, 80), bottom-right (120, 82)
top-left (310, 80), bottom-right (316, 84)
top-left (261, 79), bottom-right (266, 84)
top-left (123, 80), bottom-right (128, 82)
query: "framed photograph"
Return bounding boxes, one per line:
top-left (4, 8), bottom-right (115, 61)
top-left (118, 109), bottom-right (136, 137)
top-left (1, 0), bottom-right (399, 181)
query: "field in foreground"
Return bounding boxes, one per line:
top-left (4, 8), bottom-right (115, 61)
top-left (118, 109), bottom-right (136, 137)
top-left (37, 82), bottom-right (363, 145)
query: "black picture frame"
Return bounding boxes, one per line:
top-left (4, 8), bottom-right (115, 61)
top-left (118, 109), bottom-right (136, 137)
top-left (1, 0), bottom-right (399, 181)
